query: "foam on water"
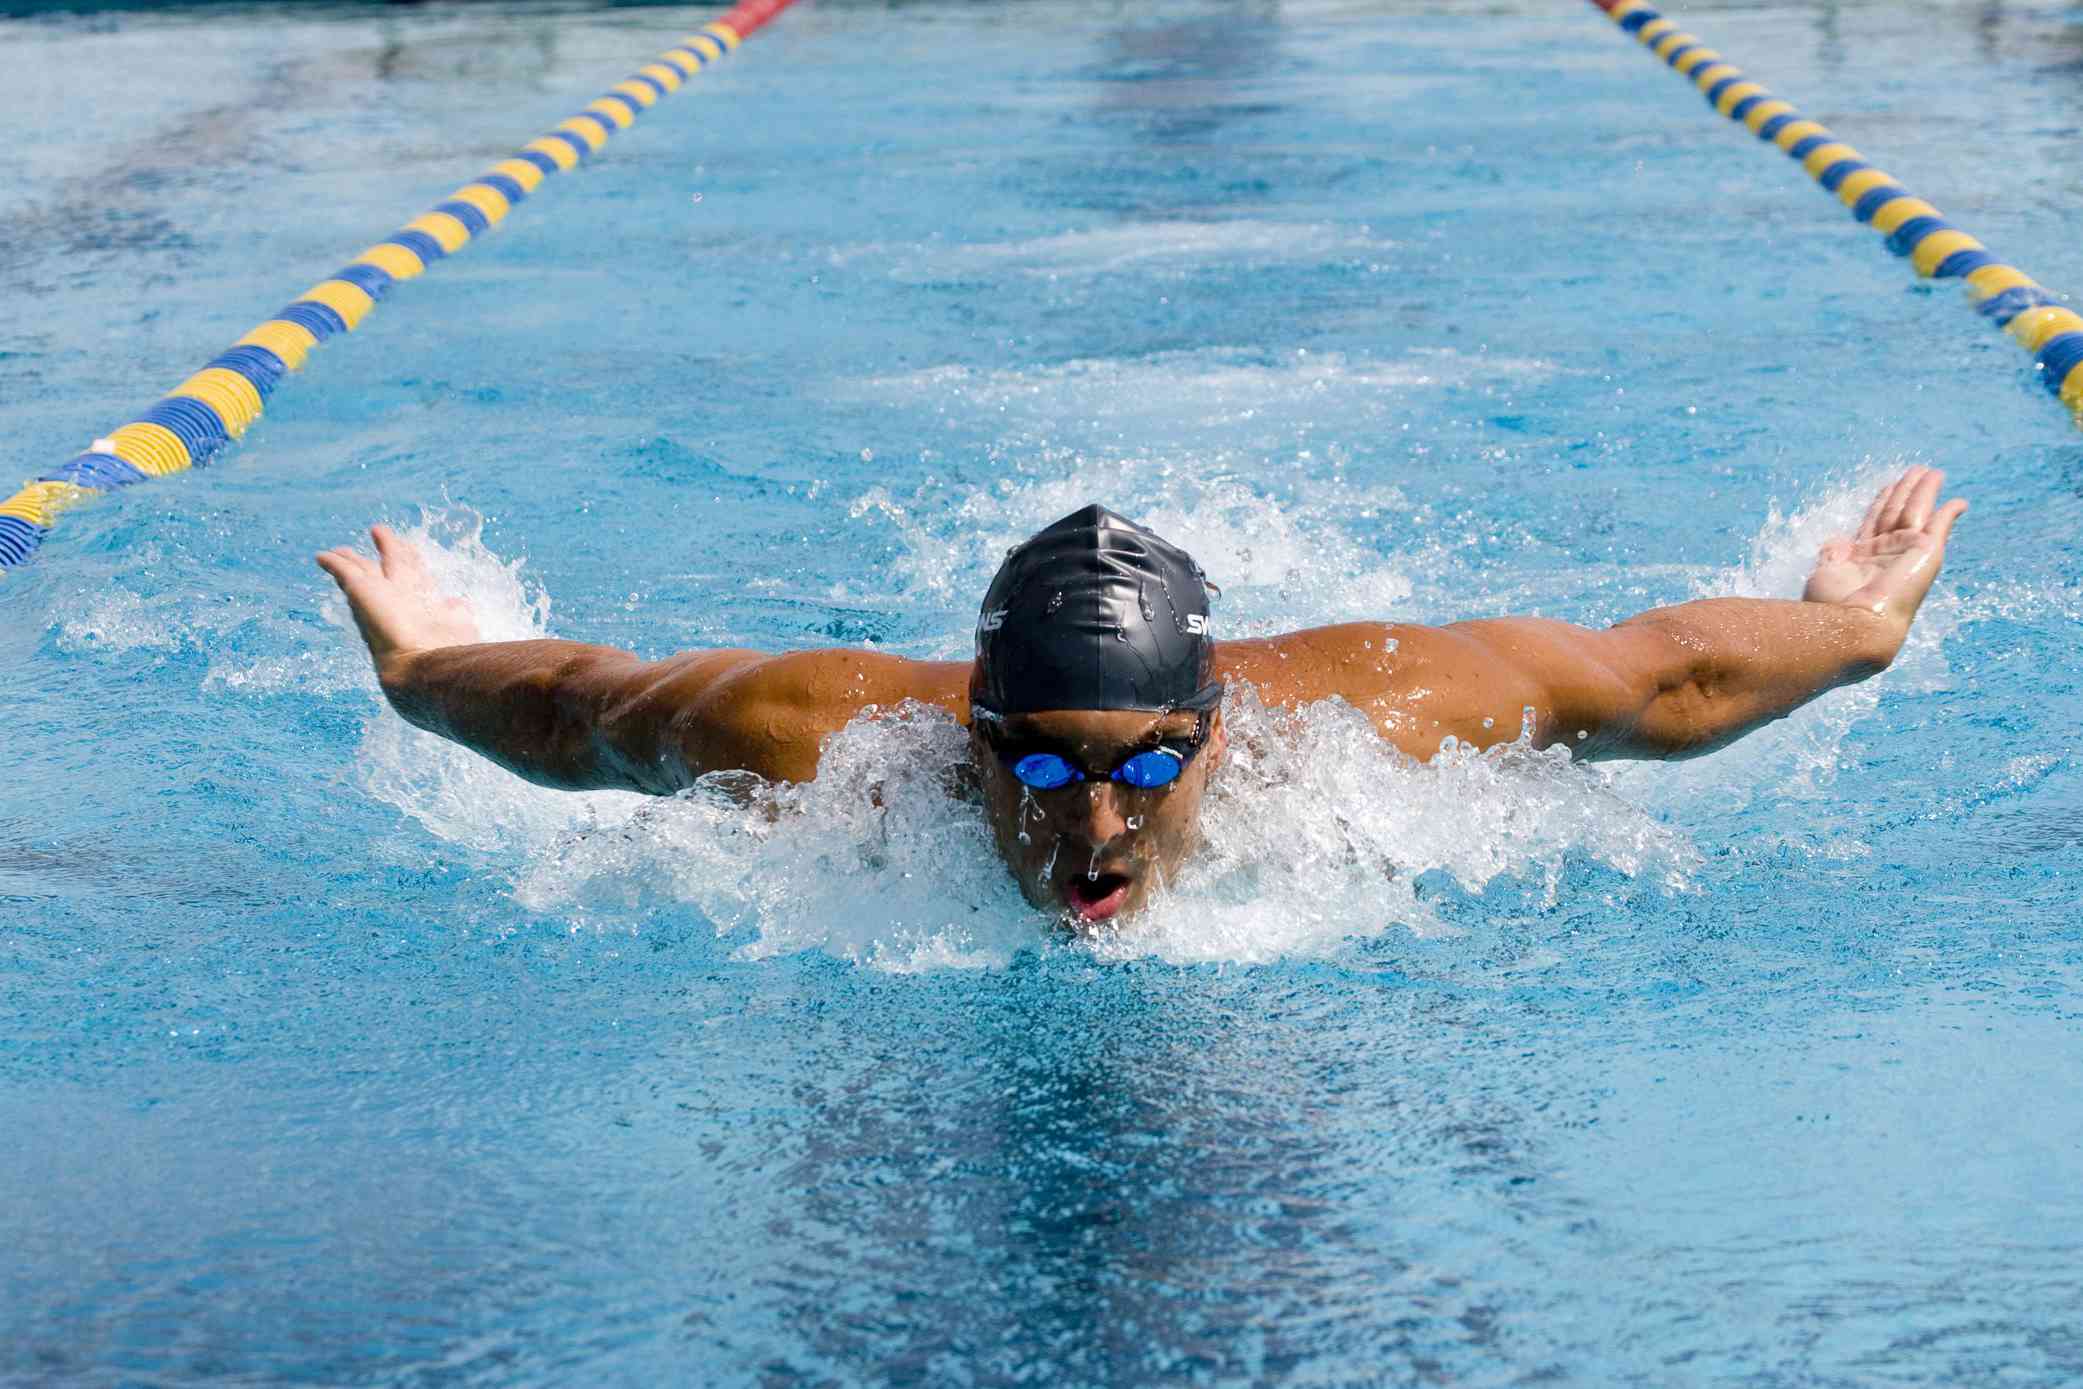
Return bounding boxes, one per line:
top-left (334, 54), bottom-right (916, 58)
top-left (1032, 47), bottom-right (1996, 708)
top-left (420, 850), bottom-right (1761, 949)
top-left (330, 496), bottom-right (1702, 970)
top-left (512, 702), bottom-right (1039, 971)
top-left (309, 461), bottom-right (1973, 969)
top-left (332, 510), bottom-right (648, 856)
top-left (52, 588), bottom-right (183, 652)
top-left (214, 455), bottom-right (1970, 969)
top-left (848, 461), bottom-right (1417, 649)
top-left (1085, 687), bottom-right (1694, 964)
top-left (840, 347), bottom-right (1556, 636)
top-left (503, 685), bottom-right (1692, 970)
top-left (856, 346), bottom-right (1554, 443)
top-left (1609, 459), bottom-right (1962, 818)
top-left (830, 220), bottom-right (1391, 280)
top-left (49, 574), bottom-right (369, 696)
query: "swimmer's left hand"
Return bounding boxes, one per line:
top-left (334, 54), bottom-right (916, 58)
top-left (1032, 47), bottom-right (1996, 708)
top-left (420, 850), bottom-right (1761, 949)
top-left (1802, 466), bottom-right (1968, 633)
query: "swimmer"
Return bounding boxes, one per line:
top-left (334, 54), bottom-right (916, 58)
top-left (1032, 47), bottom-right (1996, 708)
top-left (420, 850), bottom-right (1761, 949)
top-left (318, 466), bottom-right (1965, 927)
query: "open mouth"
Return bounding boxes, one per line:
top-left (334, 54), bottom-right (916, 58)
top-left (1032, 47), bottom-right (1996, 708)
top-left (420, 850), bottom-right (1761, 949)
top-left (1062, 871), bottom-right (1132, 923)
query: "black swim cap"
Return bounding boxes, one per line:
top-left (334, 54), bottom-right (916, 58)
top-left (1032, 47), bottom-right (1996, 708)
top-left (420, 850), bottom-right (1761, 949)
top-left (972, 504), bottom-right (1222, 718)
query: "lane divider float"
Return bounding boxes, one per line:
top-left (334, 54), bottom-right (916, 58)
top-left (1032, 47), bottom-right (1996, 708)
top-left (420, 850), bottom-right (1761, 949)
top-left (0, 0), bottom-right (803, 573)
top-left (1586, 0), bottom-right (2083, 425)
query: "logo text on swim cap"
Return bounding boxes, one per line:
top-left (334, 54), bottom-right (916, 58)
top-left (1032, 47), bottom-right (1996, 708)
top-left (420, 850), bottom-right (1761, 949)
top-left (1184, 613), bottom-right (1209, 635)
top-left (980, 607), bottom-right (1008, 632)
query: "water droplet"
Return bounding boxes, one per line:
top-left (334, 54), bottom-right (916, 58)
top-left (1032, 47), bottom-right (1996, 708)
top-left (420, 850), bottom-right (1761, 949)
top-left (1115, 626), bottom-right (1127, 642)
top-left (1087, 844), bottom-right (1103, 881)
top-left (1482, 717), bottom-right (1494, 729)
top-left (1137, 582), bottom-right (1154, 622)
top-left (1126, 815), bottom-right (1144, 831)
top-left (1046, 590), bottom-right (1064, 614)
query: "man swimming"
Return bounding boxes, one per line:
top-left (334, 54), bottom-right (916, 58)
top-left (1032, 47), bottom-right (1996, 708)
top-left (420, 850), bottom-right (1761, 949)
top-left (318, 466), bottom-right (1965, 927)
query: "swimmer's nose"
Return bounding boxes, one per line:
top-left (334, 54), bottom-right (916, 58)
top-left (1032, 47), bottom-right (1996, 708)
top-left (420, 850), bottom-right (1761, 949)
top-left (1066, 779), bottom-right (1131, 846)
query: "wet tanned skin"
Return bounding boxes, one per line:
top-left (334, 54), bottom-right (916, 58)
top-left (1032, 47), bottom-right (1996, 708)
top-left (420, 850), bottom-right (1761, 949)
top-left (320, 467), bottom-right (1967, 923)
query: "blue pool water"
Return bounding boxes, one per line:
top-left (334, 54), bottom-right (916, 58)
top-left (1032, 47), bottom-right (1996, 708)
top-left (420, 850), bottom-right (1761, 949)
top-left (6, 0), bottom-right (2083, 1381)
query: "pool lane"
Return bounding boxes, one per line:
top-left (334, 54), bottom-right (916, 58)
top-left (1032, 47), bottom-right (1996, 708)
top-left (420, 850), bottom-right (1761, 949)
top-left (1588, 0), bottom-right (2083, 426)
top-left (0, 0), bottom-right (802, 573)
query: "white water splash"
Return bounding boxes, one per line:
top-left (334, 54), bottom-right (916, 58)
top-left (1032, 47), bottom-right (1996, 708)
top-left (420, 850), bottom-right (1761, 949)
top-left (504, 686), bottom-right (1691, 970)
top-left (331, 508), bottom-right (648, 855)
top-left (52, 588), bottom-right (184, 652)
top-left (1084, 686), bottom-right (1694, 965)
top-left (316, 514), bottom-right (1687, 969)
top-left (848, 462), bottom-right (1419, 649)
top-left (308, 467), bottom-right (1969, 970)
top-left (1611, 459), bottom-right (1961, 813)
top-left (51, 580), bottom-right (371, 696)
top-left (207, 648), bottom-right (366, 696)
top-left (513, 702), bottom-right (1037, 972)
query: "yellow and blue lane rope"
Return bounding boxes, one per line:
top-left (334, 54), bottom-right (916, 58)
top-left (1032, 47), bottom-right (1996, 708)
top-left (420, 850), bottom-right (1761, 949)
top-left (1587, 0), bottom-right (2083, 425)
top-left (0, 0), bottom-right (803, 573)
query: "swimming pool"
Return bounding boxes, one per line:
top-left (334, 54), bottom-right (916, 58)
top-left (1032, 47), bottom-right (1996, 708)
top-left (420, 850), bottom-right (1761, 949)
top-left (6, 0), bottom-right (2083, 1380)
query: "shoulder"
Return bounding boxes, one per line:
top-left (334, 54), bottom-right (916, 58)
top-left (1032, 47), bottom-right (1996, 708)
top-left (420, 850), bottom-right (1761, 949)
top-left (702, 648), bottom-right (971, 716)
top-left (668, 648), bottom-right (973, 783)
top-left (1213, 621), bottom-right (1476, 703)
top-left (1212, 620), bottom-right (1559, 757)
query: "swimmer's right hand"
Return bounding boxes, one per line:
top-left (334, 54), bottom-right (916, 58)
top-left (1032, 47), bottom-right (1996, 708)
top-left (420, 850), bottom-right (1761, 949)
top-left (1802, 466), bottom-right (1968, 633)
top-left (315, 524), bottom-right (482, 675)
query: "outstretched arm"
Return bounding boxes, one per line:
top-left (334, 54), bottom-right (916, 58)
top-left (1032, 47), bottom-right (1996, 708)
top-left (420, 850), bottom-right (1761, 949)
top-left (1431, 467), bottom-right (1967, 760)
top-left (316, 526), bottom-right (965, 790)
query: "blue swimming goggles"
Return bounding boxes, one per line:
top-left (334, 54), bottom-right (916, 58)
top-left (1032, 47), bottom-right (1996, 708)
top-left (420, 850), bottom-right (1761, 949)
top-left (978, 693), bottom-right (1223, 792)
top-left (1004, 742), bottom-right (1196, 791)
